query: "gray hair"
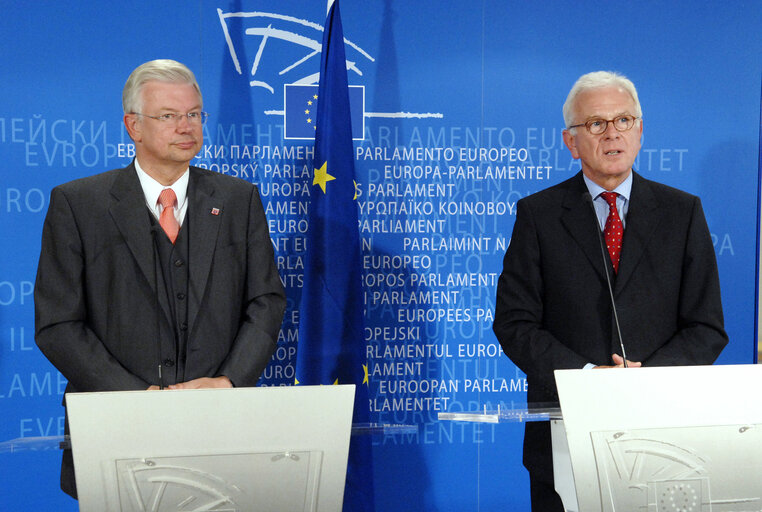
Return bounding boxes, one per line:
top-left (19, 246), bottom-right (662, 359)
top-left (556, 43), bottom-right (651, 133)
top-left (562, 71), bottom-right (642, 129)
top-left (122, 59), bottom-right (202, 114)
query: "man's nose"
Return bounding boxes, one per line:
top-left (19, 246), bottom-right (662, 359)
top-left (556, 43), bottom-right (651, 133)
top-left (602, 120), bottom-right (620, 138)
top-left (175, 114), bottom-right (193, 131)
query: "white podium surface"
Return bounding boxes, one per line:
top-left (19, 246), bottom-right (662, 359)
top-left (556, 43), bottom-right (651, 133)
top-left (555, 364), bottom-right (762, 512)
top-left (66, 385), bottom-right (355, 512)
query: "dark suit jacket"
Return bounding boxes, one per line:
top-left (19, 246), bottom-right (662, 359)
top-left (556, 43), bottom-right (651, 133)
top-left (493, 171), bottom-right (727, 482)
top-left (34, 163), bottom-right (286, 496)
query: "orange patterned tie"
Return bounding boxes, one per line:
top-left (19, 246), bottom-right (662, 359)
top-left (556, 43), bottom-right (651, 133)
top-left (600, 192), bottom-right (623, 273)
top-left (157, 188), bottom-right (179, 243)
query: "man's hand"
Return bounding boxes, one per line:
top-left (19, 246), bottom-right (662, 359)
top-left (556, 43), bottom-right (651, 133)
top-left (167, 376), bottom-right (233, 390)
top-left (593, 353), bottom-right (642, 369)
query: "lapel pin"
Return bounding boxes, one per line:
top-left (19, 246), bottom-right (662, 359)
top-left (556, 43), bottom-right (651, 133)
top-left (211, 208), bottom-right (220, 216)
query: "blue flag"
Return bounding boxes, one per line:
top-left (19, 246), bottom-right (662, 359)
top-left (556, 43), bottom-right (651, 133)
top-left (296, 1), bottom-right (374, 510)
top-left (284, 84), bottom-right (365, 140)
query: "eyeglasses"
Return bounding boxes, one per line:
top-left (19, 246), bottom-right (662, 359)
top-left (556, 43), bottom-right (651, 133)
top-left (568, 115), bottom-right (640, 135)
top-left (133, 111), bottom-right (209, 125)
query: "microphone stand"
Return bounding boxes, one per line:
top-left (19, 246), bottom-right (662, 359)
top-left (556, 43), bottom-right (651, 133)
top-left (151, 226), bottom-right (165, 388)
top-left (584, 192), bottom-right (629, 368)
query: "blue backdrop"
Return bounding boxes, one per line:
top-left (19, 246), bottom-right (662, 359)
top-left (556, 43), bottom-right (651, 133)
top-left (1, 1), bottom-right (760, 510)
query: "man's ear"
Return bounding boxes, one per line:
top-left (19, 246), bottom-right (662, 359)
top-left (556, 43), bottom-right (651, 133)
top-left (562, 129), bottom-right (579, 159)
top-left (124, 113), bottom-right (141, 143)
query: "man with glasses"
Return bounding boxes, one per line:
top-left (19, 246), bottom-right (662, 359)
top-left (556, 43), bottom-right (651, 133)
top-left (493, 71), bottom-right (727, 510)
top-left (34, 59), bottom-right (286, 499)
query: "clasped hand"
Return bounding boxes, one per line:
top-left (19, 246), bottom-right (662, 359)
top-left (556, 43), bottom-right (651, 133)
top-left (593, 354), bottom-right (641, 369)
top-left (147, 376), bottom-right (233, 390)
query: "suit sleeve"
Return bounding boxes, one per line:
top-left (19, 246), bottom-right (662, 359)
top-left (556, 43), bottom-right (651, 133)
top-left (216, 185), bottom-right (286, 387)
top-left (642, 197), bottom-right (728, 366)
top-left (34, 187), bottom-right (150, 391)
top-left (493, 198), bottom-right (589, 397)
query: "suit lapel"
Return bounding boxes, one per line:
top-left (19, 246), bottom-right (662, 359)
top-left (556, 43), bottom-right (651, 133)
top-left (614, 172), bottom-right (659, 295)
top-left (560, 174), bottom-right (611, 283)
top-left (186, 168), bottom-right (223, 335)
top-left (109, 164), bottom-right (157, 295)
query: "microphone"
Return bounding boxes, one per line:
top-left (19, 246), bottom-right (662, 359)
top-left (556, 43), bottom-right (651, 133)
top-left (150, 225), bottom-right (165, 389)
top-left (583, 192), bottom-right (629, 368)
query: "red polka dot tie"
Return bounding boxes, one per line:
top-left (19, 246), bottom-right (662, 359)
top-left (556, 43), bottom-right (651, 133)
top-left (600, 192), bottom-right (623, 273)
top-left (158, 188), bottom-right (179, 244)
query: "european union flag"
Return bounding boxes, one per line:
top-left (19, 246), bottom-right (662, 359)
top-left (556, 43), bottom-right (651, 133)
top-left (284, 84), bottom-right (365, 140)
top-left (295, 1), bottom-right (374, 510)
top-left (284, 85), bottom-right (321, 139)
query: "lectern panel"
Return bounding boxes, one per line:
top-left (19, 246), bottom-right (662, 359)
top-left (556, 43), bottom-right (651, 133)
top-left (113, 451), bottom-right (323, 512)
top-left (591, 425), bottom-right (762, 511)
top-left (66, 385), bottom-right (355, 512)
top-left (555, 365), bottom-right (762, 512)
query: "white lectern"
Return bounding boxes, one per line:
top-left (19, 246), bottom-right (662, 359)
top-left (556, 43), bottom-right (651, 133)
top-left (66, 385), bottom-right (356, 512)
top-left (440, 364), bottom-right (762, 512)
top-left (556, 364), bottom-right (762, 511)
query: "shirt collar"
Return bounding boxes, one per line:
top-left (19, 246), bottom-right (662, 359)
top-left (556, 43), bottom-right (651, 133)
top-left (134, 158), bottom-right (189, 212)
top-left (583, 171), bottom-right (633, 202)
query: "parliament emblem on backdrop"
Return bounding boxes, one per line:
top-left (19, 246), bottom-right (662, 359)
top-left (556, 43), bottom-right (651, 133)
top-left (217, 7), bottom-right (442, 138)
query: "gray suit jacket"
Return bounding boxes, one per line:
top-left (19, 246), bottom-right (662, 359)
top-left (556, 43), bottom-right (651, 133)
top-left (493, 171), bottom-right (727, 481)
top-left (35, 163), bottom-right (286, 495)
